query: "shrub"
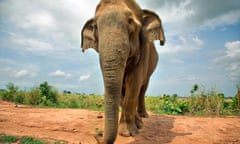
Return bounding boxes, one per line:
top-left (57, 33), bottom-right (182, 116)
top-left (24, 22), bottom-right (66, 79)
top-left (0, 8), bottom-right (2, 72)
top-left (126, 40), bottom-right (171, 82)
top-left (162, 94), bottom-right (189, 115)
top-left (1, 82), bottom-right (19, 101)
top-left (39, 81), bottom-right (58, 105)
top-left (26, 87), bottom-right (42, 105)
top-left (15, 91), bottom-right (25, 104)
top-left (232, 94), bottom-right (239, 109)
top-left (146, 96), bottom-right (164, 113)
top-left (187, 86), bottom-right (225, 116)
top-left (145, 94), bottom-right (189, 115)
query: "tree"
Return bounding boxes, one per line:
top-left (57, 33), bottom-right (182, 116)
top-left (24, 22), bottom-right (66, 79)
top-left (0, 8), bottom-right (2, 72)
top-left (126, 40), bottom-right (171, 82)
top-left (190, 84), bottom-right (199, 95)
top-left (63, 90), bottom-right (71, 94)
top-left (3, 82), bottom-right (19, 101)
top-left (39, 81), bottom-right (50, 97)
top-left (6, 82), bottom-right (18, 93)
top-left (39, 81), bottom-right (57, 104)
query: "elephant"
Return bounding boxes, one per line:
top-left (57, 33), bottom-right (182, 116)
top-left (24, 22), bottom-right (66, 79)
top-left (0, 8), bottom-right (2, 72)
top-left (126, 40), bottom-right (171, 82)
top-left (81, 0), bottom-right (165, 143)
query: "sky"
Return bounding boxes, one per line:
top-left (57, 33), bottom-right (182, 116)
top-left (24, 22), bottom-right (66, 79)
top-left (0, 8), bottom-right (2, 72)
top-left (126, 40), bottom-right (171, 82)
top-left (0, 0), bottom-right (240, 97)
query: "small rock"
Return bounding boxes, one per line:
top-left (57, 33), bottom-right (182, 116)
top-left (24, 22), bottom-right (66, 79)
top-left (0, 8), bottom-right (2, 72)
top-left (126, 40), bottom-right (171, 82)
top-left (73, 129), bottom-right (78, 133)
top-left (97, 115), bottom-right (103, 119)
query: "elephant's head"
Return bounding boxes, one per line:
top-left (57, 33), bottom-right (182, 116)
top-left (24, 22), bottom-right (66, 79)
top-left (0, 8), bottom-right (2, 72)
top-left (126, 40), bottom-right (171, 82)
top-left (81, 0), bottom-right (165, 143)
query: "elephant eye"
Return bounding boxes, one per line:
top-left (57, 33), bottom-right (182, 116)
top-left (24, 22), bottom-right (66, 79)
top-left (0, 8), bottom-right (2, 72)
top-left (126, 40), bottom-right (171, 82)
top-left (128, 18), bottom-right (133, 25)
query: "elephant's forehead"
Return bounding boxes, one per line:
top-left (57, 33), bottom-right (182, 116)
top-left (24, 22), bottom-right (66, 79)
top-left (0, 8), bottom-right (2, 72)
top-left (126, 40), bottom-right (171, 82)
top-left (95, 2), bottom-right (131, 18)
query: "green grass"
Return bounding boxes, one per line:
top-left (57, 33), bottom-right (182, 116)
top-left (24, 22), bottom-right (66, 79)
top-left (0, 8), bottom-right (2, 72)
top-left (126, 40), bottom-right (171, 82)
top-left (20, 136), bottom-right (46, 144)
top-left (0, 135), bottom-right (47, 144)
top-left (0, 135), bottom-right (17, 143)
top-left (56, 94), bottom-right (105, 111)
top-left (0, 82), bottom-right (239, 116)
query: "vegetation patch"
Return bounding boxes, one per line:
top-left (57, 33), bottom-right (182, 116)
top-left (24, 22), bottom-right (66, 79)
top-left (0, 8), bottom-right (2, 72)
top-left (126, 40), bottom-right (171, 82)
top-left (0, 82), bottom-right (239, 116)
top-left (20, 136), bottom-right (46, 144)
top-left (0, 135), bottom-right (17, 143)
top-left (0, 135), bottom-right (47, 144)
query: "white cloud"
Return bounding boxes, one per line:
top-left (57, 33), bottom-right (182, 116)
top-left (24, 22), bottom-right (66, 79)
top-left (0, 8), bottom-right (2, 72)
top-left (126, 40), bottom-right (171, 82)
top-left (225, 41), bottom-right (240, 57)
top-left (157, 35), bottom-right (204, 55)
top-left (15, 70), bottom-right (29, 78)
top-left (14, 70), bottom-right (37, 78)
top-left (0, 59), bottom-right (38, 79)
top-left (160, 0), bottom-right (195, 24)
top-left (213, 40), bottom-right (240, 81)
top-left (79, 74), bottom-right (91, 81)
top-left (175, 75), bottom-right (198, 81)
top-left (49, 70), bottom-right (71, 79)
top-left (146, 0), bottom-right (240, 35)
top-left (12, 37), bottom-right (53, 54)
top-left (203, 10), bottom-right (240, 29)
top-left (21, 12), bottom-right (56, 32)
top-left (0, 0), bottom-right (98, 56)
top-left (192, 36), bottom-right (204, 46)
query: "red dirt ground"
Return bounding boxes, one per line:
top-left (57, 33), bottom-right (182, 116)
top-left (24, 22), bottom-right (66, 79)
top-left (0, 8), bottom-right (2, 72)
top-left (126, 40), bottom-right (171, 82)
top-left (0, 99), bottom-right (240, 144)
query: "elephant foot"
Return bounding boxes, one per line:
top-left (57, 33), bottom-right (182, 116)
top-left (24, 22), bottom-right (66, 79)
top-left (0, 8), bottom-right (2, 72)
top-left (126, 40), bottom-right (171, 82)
top-left (138, 111), bottom-right (149, 118)
top-left (118, 121), bottom-right (138, 137)
top-left (135, 114), bottom-right (143, 129)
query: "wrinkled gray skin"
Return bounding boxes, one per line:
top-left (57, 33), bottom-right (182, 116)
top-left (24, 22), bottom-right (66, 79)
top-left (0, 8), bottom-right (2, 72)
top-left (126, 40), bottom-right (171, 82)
top-left (81, 0), bottom-right (165, 143)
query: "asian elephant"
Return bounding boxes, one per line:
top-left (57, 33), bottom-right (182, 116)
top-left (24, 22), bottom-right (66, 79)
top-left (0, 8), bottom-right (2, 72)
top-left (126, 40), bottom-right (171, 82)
top-left (81, 0), bottom-right (165, 143)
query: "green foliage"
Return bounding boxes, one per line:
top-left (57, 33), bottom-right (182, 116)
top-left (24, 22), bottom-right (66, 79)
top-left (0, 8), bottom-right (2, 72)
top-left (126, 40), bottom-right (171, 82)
top-left (57, 94), bottom-right (105, 111)
top-left (162, 94), bottom-right (182, 114)
top-left (0, 82), bottom-right (239, 116)
top-left (187, 86), bottom-right (236, 116)
top-left (232, 94), bottom-right (239, 109)
top-left (1, 82), bottom-right (19, 101)
top-left (0, 135), bottom-right (62, 144)
top-left (0, 82), bottom-right (58, 107)
top-left (146, 94), bottom-right (189, 115)
top-left (39, 81), bottom-right (58, 105)
top-left (0, 135), bottom-right (17, 143)
top-left (15, 91), bottom-right (25, 104)
top-left (20, 136), bottom-right (46, 144)
top-left (146, 96), bottom-right (164, 113)
top-left (190, 84), bottom-right (199, 94)
top-left (145, 84), bottom-right (239, 116)
top-left (6, 82), bottom-right (19, 93)
top-left (26, 87), bottom-right (42, 105)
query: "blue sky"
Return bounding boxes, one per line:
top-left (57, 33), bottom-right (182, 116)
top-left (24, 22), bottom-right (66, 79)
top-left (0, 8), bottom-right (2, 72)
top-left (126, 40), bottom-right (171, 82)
top-left (0, 0), bottom-right (240, 96)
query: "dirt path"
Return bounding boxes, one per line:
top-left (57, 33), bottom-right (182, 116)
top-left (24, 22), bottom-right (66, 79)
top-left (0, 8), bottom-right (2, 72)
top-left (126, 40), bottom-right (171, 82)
top-left (0, 99), bottom-right (240, 144)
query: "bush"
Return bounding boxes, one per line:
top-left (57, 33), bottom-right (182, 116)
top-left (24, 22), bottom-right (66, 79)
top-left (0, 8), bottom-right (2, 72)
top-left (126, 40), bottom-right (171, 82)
top-left (187, 86), bottom-right (225, 116)
top-left (26, 87), bottom-right (41, 105)
top-left (1, 82), bottom-right (238, 116)
top-left (0, 82), bottom-right (58, 106)
top-left (1, 83), bottom-right (18, 101)
top-left (162, 94), bottom-right (189, 115)
top-left (146, 94), bottom-right (189, 115)
top-left (39, 81), bottom-right (58, 105)
top-left (232, 94), bottom-right (239, 109)
top-left (15, 91), bottom-right (25, 104)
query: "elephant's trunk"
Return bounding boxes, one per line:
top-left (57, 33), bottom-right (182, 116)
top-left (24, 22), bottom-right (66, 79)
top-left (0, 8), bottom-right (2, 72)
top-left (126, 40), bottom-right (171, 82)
top-left (99, 32), bottom-right (129, 144)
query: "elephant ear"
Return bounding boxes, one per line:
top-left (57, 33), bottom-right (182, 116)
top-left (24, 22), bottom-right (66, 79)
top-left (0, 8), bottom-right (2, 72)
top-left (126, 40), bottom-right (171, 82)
top-left (81, 18), bottom-right (98, 52)
top-left (141, 10), bottom-right (165, 46)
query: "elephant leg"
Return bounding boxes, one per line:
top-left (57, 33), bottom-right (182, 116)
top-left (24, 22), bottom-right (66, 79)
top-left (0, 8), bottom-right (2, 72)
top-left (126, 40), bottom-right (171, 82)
top-left (138, 80), bottom-right (149, 118)
top-left (118, 73), bottom-right (141, 137)
top-left (135, 110), bottom-right (143, 129)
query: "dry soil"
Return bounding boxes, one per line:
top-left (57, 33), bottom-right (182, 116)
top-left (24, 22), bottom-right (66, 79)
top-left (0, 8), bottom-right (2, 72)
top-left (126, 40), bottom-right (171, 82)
top-left (0, 99), bottom-right (240, 144)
